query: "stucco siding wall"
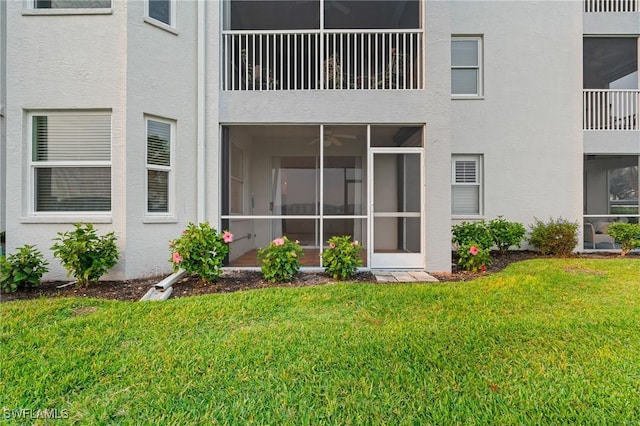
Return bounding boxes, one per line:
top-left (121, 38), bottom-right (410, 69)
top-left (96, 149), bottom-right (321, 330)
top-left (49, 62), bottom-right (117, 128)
top-left (5, 2), bottom-right (127, 280)
top-left (451, 1), bottom-right (584, 233)
top-left (123, 1), bottom-right (199, 278)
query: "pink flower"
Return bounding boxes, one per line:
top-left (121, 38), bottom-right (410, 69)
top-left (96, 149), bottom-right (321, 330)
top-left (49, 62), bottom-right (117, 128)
top-left (353, 240), bottom-right (359, 246)
top-left (273, 238), bottom-right (285, 246)
top-left (223, 231), bottom-right (234, 243)
top-left (481, 265), bottom-right (487, 272)
top-left (469, 246), bottom-right (479, 256)
top-left (295, 240), bottom-right (300, 244)
top-left (182, 230), bottom-right (187, 235)
top-left (172, 252), bottom-right (183, 264)
top-left (329, 242), bottom-right (336, 249)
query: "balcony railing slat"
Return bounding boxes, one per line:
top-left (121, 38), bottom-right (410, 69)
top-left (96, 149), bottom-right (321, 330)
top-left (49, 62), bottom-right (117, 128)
top-left (584, 90), bottom-right (639, 131)
top-left (584, 0), bottom-right (639, 12)
top-left (223, 29), bottom-right (423, 91)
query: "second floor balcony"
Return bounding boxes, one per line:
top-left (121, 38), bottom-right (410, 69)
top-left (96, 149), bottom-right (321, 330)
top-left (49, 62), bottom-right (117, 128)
top-left (222, 29), bottom-right (423, 91)
top-left (221, 0), bottom-right (422, 92)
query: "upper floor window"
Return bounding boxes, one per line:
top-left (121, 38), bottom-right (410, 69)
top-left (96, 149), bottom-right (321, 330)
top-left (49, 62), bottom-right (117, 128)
top-left (452, 155), bottom-right (482, 217)
top-left (147, 0), bottom-right (174, 27)
top-left (146, 117), bottom-right (174, 215)
top-left (224, 0), bottom-right (420, 31)
top-left (29, 111), bottom-right (112, 213)
top-left (451, 36), bottom-right (483, 97)
top-left (33, 0), bottom-right (111, 8)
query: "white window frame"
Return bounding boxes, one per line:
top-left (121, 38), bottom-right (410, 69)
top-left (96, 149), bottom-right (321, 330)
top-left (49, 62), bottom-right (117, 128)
top-left (145, 115), bottom-right (176, 219)
top-left (27, 110), bottom-right (112, 218)
top-left (25, 0), bottom-right (112, 15)
top-left (451, 36), bottom-right (483, 98)
top-left (452, 154), bottom-right (483, 218)
top-left (144, 0), bottom-right (177, 32)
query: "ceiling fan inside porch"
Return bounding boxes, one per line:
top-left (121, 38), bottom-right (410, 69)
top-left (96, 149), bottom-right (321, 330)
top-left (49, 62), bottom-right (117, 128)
top-left (308, 130), bottom-right (358, 147)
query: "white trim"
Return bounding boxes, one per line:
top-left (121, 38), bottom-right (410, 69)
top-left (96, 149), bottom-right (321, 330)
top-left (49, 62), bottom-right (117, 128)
top-left (144, 0), bottom-right (176, 30)
top-left (451, 154), bottom-right (483, 218)
top-left (21, 215), bottom-right (112, 224)
top-left (144, 115), bottom-right (175, 218)
top-left (24, 0), bottom-right (112, 15)
top-left (451, 36), bottom-right (483, 98)
top-left (26, 110), bottom-right (113, 216)
top-left (369, 144), bottom-right (425, 269)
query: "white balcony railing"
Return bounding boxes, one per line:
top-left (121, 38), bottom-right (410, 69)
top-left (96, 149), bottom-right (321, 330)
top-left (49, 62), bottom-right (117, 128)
top-left (222, 30), bottom-right (423, 91)
top-left (584, 0), bottom-right (639, 12)
top-left (584, 90), bottom-right (639, 130)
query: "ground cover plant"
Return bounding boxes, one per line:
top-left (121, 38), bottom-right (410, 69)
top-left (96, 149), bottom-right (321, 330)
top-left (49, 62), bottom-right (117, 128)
top-left (1, 258), bottom-right (639, 424)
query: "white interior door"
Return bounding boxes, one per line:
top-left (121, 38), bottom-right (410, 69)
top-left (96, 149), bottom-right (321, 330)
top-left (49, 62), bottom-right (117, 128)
top-left (370, 149), bottom-right (423, 268)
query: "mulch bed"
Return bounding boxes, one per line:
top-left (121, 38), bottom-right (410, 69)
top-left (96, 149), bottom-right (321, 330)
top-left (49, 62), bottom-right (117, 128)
top-left (1, 251), bottom-right (634, 303)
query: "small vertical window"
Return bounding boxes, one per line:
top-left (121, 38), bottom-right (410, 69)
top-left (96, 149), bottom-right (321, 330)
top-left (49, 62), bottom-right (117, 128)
top-left (451, 37), bottom-right (483, 97)
top-left (147, 0), bottom-right (173, 26)
top-left (230, 144), bottom-right (244, 214)
top-left (452, 155), bottom-right (482, 216)
top-left (146, 117), bottom-right (174, 214)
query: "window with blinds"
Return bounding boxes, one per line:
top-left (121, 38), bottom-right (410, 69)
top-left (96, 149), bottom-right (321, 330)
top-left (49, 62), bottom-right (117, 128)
top-left (452, 155), bottom-right (482, 216)
top-left (31, 112), bottom-right (111, 212)
top-left (451, 37), bottom-right (482, 96)
top-left (146, 118), bottom-right (173, 214)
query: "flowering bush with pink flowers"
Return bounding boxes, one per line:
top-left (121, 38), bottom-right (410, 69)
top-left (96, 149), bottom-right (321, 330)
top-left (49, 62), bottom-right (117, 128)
top-left (257, 236), bottom-right (303, 282)
top-left (321, 235), bottom-right (363, 280)
top-left (169, 222), bottom-right (233, 283)
top-left (456, 243), bottom-right (491, 272)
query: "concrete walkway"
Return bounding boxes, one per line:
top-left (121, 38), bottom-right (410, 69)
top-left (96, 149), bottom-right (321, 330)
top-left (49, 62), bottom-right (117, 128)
top-left (372, 271), bottom-right (439, 283)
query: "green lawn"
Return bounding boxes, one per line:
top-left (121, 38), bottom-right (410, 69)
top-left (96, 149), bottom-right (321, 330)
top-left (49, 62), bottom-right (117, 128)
top-left (1, 259), bottom-right (639, 425)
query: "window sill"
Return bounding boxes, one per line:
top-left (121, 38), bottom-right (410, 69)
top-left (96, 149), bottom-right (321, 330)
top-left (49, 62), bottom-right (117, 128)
top-left (22, 8), bottom-right (113, 16)
top-left (143, 215), bottom-right (178, 224)
top-left (451, 96), bottom-right (485, 100)
top-left (21, 215), bottom-right (112, 224)
top-left (144, 17), bottom-right (178, 35)
top-left (452, 215), bottom-right (484, 221)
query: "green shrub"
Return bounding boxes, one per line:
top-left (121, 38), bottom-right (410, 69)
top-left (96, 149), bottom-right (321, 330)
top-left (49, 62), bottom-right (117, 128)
top-left (322, 236), bottom-right (363, 280)
top-left (170, 222), bottom-right (233, 283)
top-left (528, 217), bottom-right (579, 256)
top-left (452, 221), bottom-right (493, 250)
top-left (607, 222), bottom-right (640, 256)
top-left (488, 216), bottom-right (526, 252)
top-left (456, 243), bottom-right (492, 272)
top-left (0, 245), bottom-right (49, 293)
top-left (51, 223), bottom-right (119, 287)
top-left (258, 236), bottom-right (303, 283)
